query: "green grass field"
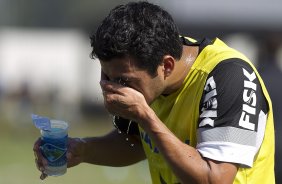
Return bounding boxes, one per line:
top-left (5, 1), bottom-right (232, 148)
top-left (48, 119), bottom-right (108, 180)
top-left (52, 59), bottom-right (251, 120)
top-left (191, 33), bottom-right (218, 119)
top-left (0, 116), bottom-right (151, 184)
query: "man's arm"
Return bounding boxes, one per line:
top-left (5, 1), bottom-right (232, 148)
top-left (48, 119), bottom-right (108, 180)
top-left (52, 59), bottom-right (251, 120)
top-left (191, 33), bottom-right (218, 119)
top-left (139, 109), bottom-right (238, 184)
top-left (78, 129), bottom-right (146, 167)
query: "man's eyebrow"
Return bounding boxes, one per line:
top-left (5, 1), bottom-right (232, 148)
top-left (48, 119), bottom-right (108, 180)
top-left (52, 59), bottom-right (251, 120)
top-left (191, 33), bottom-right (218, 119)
top-left (113, 76), bottom-right (139, 82)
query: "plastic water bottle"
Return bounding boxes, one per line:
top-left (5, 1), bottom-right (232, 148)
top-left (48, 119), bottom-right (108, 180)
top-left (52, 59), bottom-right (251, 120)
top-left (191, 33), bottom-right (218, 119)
top-left (32, 114), bottom-right (69, 176)
top-left (39, 119), bottom-right (68, 176)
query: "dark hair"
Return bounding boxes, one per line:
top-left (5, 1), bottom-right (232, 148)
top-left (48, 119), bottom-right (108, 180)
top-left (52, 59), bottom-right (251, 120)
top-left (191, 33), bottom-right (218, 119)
top-left (90, 1), bottom-right (182, 75)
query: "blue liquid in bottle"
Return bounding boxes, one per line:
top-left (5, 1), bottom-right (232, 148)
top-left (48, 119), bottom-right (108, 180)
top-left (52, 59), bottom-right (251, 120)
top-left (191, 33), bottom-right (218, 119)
top-left (40, 121), bottom-right (68, 176)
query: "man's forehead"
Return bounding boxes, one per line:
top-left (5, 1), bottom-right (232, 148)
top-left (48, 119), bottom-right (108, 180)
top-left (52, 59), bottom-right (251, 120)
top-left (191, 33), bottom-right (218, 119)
top-left (100, 57), bottom-right (143, 77)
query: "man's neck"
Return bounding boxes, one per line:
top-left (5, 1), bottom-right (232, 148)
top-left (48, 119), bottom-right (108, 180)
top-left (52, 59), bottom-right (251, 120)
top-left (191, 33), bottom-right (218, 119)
top-left (163, 45), bottom-right (199, 95)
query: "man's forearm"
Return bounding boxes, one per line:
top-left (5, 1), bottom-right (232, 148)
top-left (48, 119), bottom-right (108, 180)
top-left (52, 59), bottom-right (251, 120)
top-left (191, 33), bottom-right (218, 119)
top-left (138, 108), bottom-right (237, 184)
top-left (81, 129), bottom-right (146, 167)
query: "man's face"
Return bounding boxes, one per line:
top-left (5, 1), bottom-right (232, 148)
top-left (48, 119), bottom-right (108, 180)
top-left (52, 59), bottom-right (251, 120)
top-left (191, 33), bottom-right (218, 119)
top-left (100, 57), bottom-right (165, 104)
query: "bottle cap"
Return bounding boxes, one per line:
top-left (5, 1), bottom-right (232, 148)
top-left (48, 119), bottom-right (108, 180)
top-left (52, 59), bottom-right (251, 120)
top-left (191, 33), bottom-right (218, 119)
top-left (31, 114), bottom-right (51, 131)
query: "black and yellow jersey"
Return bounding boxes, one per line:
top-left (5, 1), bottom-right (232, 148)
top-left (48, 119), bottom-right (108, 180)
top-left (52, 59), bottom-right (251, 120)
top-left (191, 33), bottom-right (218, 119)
top-left (138, 37), bottom-right (275, 184)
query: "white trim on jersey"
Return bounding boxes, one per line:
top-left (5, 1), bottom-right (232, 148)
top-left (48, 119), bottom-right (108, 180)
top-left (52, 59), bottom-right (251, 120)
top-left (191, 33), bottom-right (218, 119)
top-left (196, 141), bottom-right (257, 167)
top-left (197, 111), bottom-right (268, 167)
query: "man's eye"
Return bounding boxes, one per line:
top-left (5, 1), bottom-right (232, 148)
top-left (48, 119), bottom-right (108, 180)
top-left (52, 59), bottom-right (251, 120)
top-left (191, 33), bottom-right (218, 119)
top-left (120, 79), bottom-right (128, 86)
top-left (115, 78), bottom-right (129, 86)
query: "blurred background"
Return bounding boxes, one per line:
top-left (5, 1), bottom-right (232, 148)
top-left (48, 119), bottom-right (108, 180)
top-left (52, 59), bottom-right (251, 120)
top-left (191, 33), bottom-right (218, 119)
top-left (0, 0), bottom-right (281, 183)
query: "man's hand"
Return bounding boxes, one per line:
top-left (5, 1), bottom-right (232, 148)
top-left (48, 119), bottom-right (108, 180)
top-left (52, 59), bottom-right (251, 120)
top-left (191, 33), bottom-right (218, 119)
top-left (100, 80), bottom-right (149, 122)
top-left (33, 137), bottom-right (86, 180)
top-left (33, 138), bottom-right (48, 180)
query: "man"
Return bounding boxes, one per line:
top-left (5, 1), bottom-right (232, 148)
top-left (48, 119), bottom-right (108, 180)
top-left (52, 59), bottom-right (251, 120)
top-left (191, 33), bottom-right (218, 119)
top-left (34, 2), bottom-right (275, 183)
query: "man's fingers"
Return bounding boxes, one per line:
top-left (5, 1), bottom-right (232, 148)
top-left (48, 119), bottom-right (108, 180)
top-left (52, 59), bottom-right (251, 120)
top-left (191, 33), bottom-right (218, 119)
top-left (100, 80), bottom-right (124, 94)
top-left (103, 93), bottom-right (127, 113)
top-left (33, 137), bottom-right (48, 177)
top-left (33, 138), bottom-right (41, 152)
top-left (40, 172), bottom-right (48, 180)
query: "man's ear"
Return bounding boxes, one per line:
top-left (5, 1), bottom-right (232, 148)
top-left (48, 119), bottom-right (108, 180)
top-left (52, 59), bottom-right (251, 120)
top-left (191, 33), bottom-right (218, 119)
top-left (162, 55), bottom-right (175, 78)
